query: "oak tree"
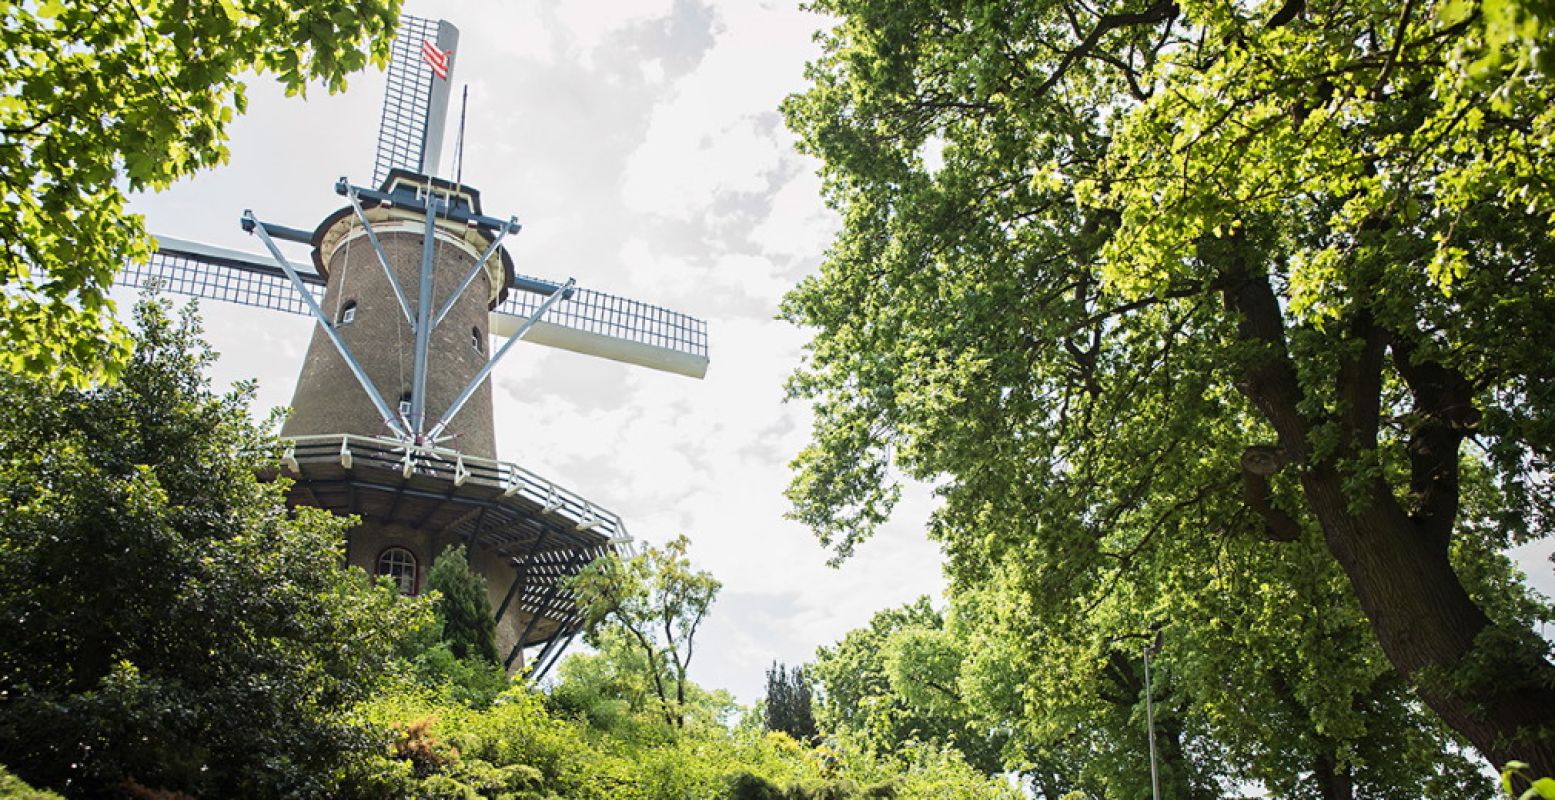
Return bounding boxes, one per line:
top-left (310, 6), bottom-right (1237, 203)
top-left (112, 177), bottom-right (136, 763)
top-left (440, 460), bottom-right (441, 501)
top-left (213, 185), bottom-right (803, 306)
top-left (783, 0), bottom-right (1555, 775)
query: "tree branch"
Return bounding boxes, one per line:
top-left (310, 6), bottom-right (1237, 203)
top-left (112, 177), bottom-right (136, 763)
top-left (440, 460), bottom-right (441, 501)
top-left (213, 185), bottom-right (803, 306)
top-left (1208, 233), bottom-right (1310, 457)
top-left (1031, 0), bottom-right (1180, 100)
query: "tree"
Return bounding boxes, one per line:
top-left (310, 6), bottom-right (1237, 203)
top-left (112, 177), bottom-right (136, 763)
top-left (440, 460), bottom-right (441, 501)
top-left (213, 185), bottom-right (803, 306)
top-left (425, 545), bottom-right (500, 665)
top-left (783, 0), bottom-right (1555, 775)
top-left (0, 0), bottom-right (399, 385)
top-left (763, 662), bottom-right (820, 743)
top-left (570, 535), bottom-right (721, 729)
top-left (0, 297), bottom-right (428, 797)
top-left (810, 599), bottom-right (1008, 778)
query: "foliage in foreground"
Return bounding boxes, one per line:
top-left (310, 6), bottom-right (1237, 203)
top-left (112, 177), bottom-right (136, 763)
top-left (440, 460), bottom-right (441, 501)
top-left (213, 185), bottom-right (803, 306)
top-left (570, 534), bottom-right (721, 729)
top-left (338, 674), bottom-right (1015, 800)
top-left (0, 765), bottom-right (64, 800)
top-left (0, 0), bottom-right (401, 386)
top-left (0, 299), bottom-right (428, 797)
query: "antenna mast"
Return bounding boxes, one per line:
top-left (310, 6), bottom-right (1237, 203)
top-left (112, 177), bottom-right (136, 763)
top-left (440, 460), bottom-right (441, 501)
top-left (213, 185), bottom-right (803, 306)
top-left (455, 84), bottom-right (469, 186)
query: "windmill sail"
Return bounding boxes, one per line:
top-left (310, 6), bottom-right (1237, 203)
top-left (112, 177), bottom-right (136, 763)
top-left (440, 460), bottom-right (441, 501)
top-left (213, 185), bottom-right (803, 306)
top-left (493, 280), bottom-right (710, 379)
top-left (117, 236), bottom-right (324, 315)
top-left (372, 15), bottom-right (459, 185)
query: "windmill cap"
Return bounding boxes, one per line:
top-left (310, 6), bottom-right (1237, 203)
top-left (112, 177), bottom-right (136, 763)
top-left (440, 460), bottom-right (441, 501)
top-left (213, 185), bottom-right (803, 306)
top-left (308, 171), bottom-right (515, 309)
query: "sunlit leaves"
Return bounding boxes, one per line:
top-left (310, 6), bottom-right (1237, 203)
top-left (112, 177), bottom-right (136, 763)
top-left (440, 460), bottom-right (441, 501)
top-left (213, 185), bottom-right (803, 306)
top-left (784, 0), bottom-right (1555, 788)
top-left (0, 0), bottom-right (399, 385)
top-left (0, 297), bottom-right (429, 796)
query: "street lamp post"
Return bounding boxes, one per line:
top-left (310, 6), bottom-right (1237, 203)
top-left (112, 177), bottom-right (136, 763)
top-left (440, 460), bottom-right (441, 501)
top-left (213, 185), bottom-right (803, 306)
top-left (1144, 634), bottom-right (1163, 800)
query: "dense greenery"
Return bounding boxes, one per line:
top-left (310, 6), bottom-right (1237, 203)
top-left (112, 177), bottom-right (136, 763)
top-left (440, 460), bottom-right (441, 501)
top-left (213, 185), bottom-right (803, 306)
top-left (400, 546), bottom-right (509, 709)
top-left (810, 599), bottom-right (1007, 779)
top-left (0, 0), bottom-right (399, 385)
top-left (782, 0), bottom-right (1555, 782)
top-left (0, 297), bottom-right (1015, 799)
top-left (0, 299), bottom-right (426, 797)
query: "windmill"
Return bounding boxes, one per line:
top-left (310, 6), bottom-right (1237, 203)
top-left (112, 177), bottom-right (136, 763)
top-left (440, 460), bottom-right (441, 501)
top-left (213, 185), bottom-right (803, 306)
top-left (115, 15), bottom-right (709, 679)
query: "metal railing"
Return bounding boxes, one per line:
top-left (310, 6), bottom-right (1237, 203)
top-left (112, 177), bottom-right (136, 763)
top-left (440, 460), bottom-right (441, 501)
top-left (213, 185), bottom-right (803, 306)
top-left (281, 433), bottom-right (632, 546)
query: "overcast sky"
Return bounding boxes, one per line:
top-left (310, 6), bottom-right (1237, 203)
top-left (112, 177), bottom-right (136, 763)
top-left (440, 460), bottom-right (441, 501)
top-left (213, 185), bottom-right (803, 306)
top-left (125, 0), bottom-right (948, 704)
top-left (123, 0), bottom-right (1553, 705)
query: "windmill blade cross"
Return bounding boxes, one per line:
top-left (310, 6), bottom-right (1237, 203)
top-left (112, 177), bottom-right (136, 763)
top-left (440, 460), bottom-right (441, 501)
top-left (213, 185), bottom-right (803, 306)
top-left (119, 234), bottom-right (709, 380)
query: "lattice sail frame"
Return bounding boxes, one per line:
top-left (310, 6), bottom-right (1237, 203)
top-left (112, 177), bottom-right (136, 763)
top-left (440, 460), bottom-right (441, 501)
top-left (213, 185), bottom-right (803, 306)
top-left (372, 15), bottom-right (458, 185)
top-left (121, 236), bottom-right (325, 313)
top-left (494, 277), bottom-right (709, 378)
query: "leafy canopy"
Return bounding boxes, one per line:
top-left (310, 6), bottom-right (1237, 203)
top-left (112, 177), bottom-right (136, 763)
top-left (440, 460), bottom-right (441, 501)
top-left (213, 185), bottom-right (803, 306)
top-left (784, 0), bottom-right (1555, 776)
top-left (0, 0), bottom-right (400, 385)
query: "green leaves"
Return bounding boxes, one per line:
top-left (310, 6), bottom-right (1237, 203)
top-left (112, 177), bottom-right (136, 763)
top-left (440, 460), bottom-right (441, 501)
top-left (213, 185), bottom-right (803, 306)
top-left (570, 535), bottom-right (721, 729)
top-left (0, 0), bottom-right (400, 386)
top-left (784, 0), bottom-right (1555, 788)
top-left (0, 297), bottom-right (429, 796)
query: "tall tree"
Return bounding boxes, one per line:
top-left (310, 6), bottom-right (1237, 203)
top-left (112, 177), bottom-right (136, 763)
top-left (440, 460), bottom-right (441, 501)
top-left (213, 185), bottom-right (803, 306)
top-left (0, 0), bottom-right (399, 385)
top-left (570, 535), bottom-right (720, 729)
top-left (782, 0), bottom-right (1555, 775)
top-left (763, 661), bottom-right (820, 743)
top-left (0, 298), bottom-right (427, 797)
top-left (425, 545), bottom-right (500, 665)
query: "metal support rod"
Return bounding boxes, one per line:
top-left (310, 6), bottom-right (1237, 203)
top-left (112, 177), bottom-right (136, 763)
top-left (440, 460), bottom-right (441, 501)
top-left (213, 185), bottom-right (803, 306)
top-left (526, 630), bottom-right (567, 679)
top-left (344, 183), bottom-right (418, 328)
top-left (431, 217), bottom-right (515, 328)
top-left (428, 278), bottom-right (575, 442)
top-left (540, 630), bottom-right (579, 679)
top-left (255, 221), bottom-right (314, 244)
top-left (505, 580), bottom-right (563, 670)
top-left (1144, 641), bottom-right (1162, 800)
top-left (531, 628), bottom-right (578, 682)
top-left (410, 196), bottom-right (439, 438)
top-left (243, 211), bottom-right (407, 440)
top-left (495, 532), bottom-right (549, 622)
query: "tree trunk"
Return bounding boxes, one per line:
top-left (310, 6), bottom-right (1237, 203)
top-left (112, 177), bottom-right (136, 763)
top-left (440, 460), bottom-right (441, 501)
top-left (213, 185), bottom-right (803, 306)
top-left (1219, 262), bottom-right (1555, 775)
top-left (1313, 750), bottom-right (1353, 800)
top-left (1302, 472), bottom-right (1555, 775)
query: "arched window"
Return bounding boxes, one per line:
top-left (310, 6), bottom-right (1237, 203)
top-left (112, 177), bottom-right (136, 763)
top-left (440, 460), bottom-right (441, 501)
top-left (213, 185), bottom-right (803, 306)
top-left (377, 547), bottom-right (418, 595)
top-left (337, 299), bottom-right (358, 325)
top-left (471, 326), bottom-right (484, 354)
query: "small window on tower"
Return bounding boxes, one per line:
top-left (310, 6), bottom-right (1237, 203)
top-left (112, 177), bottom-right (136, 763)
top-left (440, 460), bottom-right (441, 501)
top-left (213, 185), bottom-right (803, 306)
top-left (337, 300), bottom-right (358, 325)
top-left (472, 326), bottom-right (483, 354)
top-left (398, 391), bottom-right (413, 420)
top-left (377, 547), bottom-right (418, 595)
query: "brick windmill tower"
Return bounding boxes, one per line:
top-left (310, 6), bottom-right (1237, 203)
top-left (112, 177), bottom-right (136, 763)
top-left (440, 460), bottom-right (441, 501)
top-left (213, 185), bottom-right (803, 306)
top-left (118, 16), bottom-right (709, 676)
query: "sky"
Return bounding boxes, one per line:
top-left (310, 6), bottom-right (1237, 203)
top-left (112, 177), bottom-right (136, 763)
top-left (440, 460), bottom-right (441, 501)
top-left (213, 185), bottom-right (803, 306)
top-left (124, 0), bottom-right (948, 705)
top-left (121, 0), bottom-right (1555, 706)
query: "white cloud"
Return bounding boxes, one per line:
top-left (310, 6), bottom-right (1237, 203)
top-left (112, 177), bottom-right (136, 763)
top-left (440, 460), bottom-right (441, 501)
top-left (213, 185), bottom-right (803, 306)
top-left (749, 166), bottom-right (840, 260)
top-left (553, 0), bottom-right (676, 63)
top-left (620, 1), bottom-right (827, 219)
